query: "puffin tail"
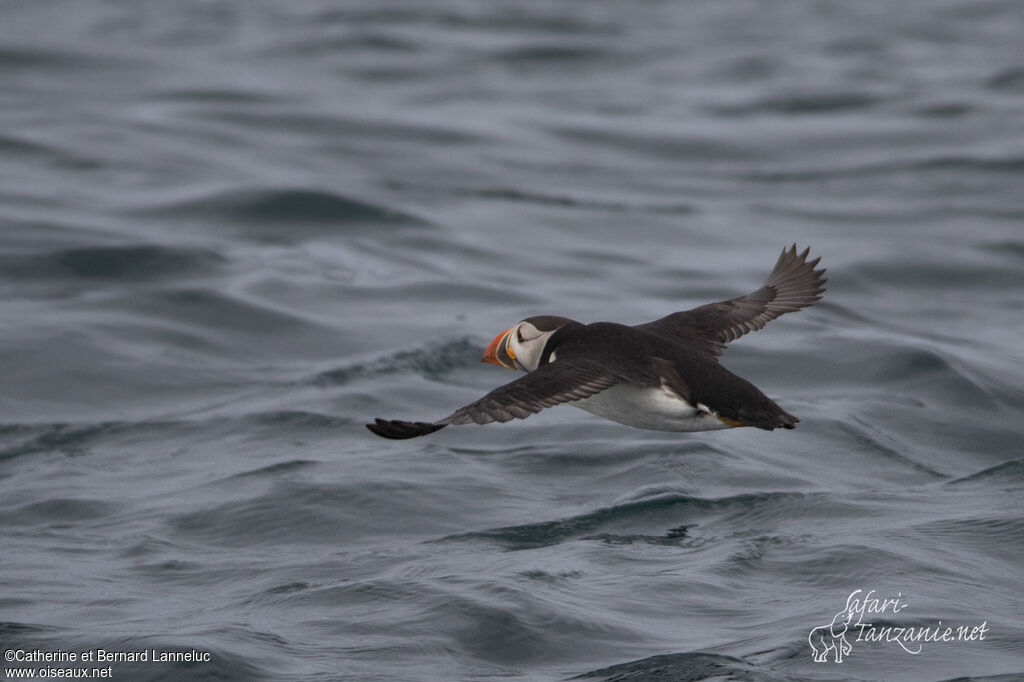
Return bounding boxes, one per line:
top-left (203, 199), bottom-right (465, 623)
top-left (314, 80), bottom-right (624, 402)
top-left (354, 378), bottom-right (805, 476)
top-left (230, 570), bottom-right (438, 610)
top-left (731, 399), bottom-right (799, 431)
top-left (754, 406), bottom-right (798, 431)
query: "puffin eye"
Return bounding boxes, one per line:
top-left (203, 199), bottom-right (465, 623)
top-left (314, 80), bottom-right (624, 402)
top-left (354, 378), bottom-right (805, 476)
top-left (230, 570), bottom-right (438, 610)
top-left (516, 328), bottom-right (525, 343)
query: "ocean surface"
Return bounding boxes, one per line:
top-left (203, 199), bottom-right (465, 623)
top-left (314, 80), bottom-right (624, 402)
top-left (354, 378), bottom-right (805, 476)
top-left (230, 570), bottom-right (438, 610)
top-left (2, 1), bottom-right (1023, 680)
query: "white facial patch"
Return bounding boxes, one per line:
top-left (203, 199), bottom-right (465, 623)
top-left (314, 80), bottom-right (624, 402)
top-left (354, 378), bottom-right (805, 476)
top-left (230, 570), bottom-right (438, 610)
top-left (506, 321), bottom-right (556, 373)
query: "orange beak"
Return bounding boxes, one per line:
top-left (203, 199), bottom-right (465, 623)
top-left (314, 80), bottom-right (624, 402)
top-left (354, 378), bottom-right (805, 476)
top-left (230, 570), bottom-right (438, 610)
top-left (482, 328), bottom-right (517, 369)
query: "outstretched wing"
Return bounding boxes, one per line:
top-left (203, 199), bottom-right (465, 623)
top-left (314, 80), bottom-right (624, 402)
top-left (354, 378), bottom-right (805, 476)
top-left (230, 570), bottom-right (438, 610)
top-left (367, 358), bottom-right (626, 439)
top-left (635, 244), bottom-right (826, 356)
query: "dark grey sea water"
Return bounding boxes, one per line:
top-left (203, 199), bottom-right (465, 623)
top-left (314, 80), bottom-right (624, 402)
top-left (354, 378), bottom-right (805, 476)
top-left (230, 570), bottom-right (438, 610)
top-left (2, 1), bottom-right (1023, 680)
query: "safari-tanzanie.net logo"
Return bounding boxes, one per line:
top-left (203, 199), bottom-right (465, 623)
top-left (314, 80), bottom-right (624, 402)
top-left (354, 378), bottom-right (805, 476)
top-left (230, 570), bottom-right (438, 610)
top-left (808, 589), bottom-right (989, 663)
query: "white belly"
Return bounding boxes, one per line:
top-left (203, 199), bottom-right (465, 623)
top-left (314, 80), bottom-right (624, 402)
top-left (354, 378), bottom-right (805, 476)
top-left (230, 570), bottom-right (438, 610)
top-left (571, 383), bottom-right (733, 432)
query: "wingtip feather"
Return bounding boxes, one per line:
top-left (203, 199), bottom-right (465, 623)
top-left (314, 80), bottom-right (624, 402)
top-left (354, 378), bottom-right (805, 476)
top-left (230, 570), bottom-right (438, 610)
top-left (366, 418), bottom-right (446, 440)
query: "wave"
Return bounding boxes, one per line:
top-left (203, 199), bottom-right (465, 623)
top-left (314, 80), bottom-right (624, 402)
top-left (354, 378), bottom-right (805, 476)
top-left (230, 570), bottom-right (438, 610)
top-left (948, 459), bottom-right (1024, 487)
top-left (0, 413), bottom-right (346, 464)
top-left (312, 337), bottom-right (479, 386)
top-left (4, 497), bottom-right (120, 526)
top-left (0, 244), bottom-right (224, 283)
top-left (437, 491), bottom-right (816, 551)
top-left (137, 187), bottom-right (431, 243)
top-left (710, 91), bottom-right (881, 116)
top-left (573, 651), bottom-right (770, 682)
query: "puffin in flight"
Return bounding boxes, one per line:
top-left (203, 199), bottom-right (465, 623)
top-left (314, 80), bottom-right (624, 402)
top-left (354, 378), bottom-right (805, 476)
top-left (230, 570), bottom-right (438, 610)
top-left (367, 245), bottom-right (825, 439)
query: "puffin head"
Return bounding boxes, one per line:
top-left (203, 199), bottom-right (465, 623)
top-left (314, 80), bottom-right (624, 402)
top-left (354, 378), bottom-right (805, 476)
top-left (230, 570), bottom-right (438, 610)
top-left (482, 315), bottom-right (575, 372)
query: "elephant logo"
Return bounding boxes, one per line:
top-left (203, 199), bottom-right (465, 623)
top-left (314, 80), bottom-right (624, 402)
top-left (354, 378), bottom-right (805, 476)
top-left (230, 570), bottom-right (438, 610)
top-left (808, 609), bottom-right (854, 663)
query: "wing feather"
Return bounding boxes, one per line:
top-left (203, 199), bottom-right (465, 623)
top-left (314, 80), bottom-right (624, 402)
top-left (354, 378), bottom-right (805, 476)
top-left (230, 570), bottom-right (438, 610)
top-left (366, 359), bottom-right (624, 439)
top-left (636, 244), bottom-right (826, 356)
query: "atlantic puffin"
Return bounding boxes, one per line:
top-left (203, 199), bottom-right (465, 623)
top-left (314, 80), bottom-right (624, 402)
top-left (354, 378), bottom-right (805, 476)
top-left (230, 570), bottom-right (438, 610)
top-left (367, 245), bottom-right (825, 439)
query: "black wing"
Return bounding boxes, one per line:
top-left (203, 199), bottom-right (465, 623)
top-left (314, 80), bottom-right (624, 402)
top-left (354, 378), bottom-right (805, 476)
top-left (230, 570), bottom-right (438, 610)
top-left (635, 244), bottom-right (826, 356)
top-left (367, 358), bottom-right (625, 439)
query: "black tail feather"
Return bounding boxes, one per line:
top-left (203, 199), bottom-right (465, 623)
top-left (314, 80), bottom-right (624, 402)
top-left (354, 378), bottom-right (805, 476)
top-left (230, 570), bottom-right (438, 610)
top-left (753, 411), bottom-right (798, 431)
